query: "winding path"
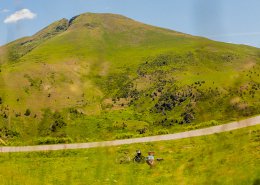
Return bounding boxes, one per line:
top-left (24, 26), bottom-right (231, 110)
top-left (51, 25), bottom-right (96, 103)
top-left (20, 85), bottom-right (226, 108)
top-left (1, 115), bottom-right (259, 153)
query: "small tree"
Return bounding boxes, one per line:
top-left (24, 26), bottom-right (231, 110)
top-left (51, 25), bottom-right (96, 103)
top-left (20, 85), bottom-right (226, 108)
top-left (24, 109), bottom-right (31, 116)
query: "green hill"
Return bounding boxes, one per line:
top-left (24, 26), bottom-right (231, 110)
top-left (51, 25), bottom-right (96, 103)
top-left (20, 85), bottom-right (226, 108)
top-left (0, 13), bottom-right (259, 145)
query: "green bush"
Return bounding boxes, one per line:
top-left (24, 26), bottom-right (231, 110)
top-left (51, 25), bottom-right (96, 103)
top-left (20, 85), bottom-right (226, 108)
top-left (186, 120), bottom-right (219, 130)
top-left (0, 127), bottom-right (19, 139)
top-left (115, 133), bottom-right (134, 139)
top-left (38, 109), bottom-right (67, 136)
top-left (36, 137), bottom-right (73, 145)
top-left (156, 129), bottom-right (169, 135)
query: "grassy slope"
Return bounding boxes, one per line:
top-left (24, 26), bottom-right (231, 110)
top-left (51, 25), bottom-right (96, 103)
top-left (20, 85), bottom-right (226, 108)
top-left (0, 124), bottom-right (259, 185)
top-left (0, 13), bottom-right (260, 145)
top-left (0, 18), bottom-right (68, 64)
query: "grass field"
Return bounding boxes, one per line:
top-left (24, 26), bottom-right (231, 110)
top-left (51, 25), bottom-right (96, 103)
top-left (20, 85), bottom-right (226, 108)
top-left (0, 124), bottom-right (259, 185)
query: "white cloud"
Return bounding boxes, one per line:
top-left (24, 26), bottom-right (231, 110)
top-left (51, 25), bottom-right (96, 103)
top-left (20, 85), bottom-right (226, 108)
top-left (4, 9), bottom-right (37, 24)
top-left (0, 9), bottom-right (10, 13)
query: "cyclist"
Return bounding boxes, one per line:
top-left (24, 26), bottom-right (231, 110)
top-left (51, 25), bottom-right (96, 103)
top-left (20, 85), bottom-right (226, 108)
top-left (133, 150), bottom-right (145, 163)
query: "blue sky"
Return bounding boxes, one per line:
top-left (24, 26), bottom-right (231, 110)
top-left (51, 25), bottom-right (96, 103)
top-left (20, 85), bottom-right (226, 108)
top-left (1, 0), bottom-right (260, 48)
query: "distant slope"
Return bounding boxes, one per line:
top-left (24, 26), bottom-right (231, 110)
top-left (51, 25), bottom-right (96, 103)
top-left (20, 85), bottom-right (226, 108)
top-left (0, 18), bottom-right (68, 64)
top-left (0, 13), bottom-right (259, 146)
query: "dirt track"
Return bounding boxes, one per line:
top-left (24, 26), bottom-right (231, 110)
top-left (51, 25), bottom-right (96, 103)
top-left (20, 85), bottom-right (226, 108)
top-left (1, 115), bottom-right (259, 153)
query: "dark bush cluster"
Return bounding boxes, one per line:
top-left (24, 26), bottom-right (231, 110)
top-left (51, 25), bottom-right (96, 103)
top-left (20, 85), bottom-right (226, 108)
top-left (0, 127), bottom-right (19, 139)
top-left (38, 109), bottom-right (67, 137)
top-left (36, 137), bottom-right (72, 145)
top-left (0, 105), bottom-right (10, 119)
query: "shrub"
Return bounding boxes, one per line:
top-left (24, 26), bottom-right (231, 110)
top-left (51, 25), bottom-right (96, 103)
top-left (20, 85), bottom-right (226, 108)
top-left (38, 109), bottom-right (67, 136)
top-left (156, 129), bottom-right (169, 135)
top-left (36, 137), bottom-right (73, 145)
top-left (186, 120), bottom-right (219, 130)
top-left (50, 119), bottom-right (67, 132)
top-left (183, 112), bottom-right (195, 123)
top-left (115, 133), bottom-right (133, 139)
top-left (24, 108), bottom-right (31, 116)
top-left (0, 127), bottom-right (20, 138)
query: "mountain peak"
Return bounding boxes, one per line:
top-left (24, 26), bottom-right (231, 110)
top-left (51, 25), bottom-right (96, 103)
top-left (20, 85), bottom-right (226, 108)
top-left (0, 12), bottom-right (190, 64)
top-left (66, 12), bottom-right (143, 31)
